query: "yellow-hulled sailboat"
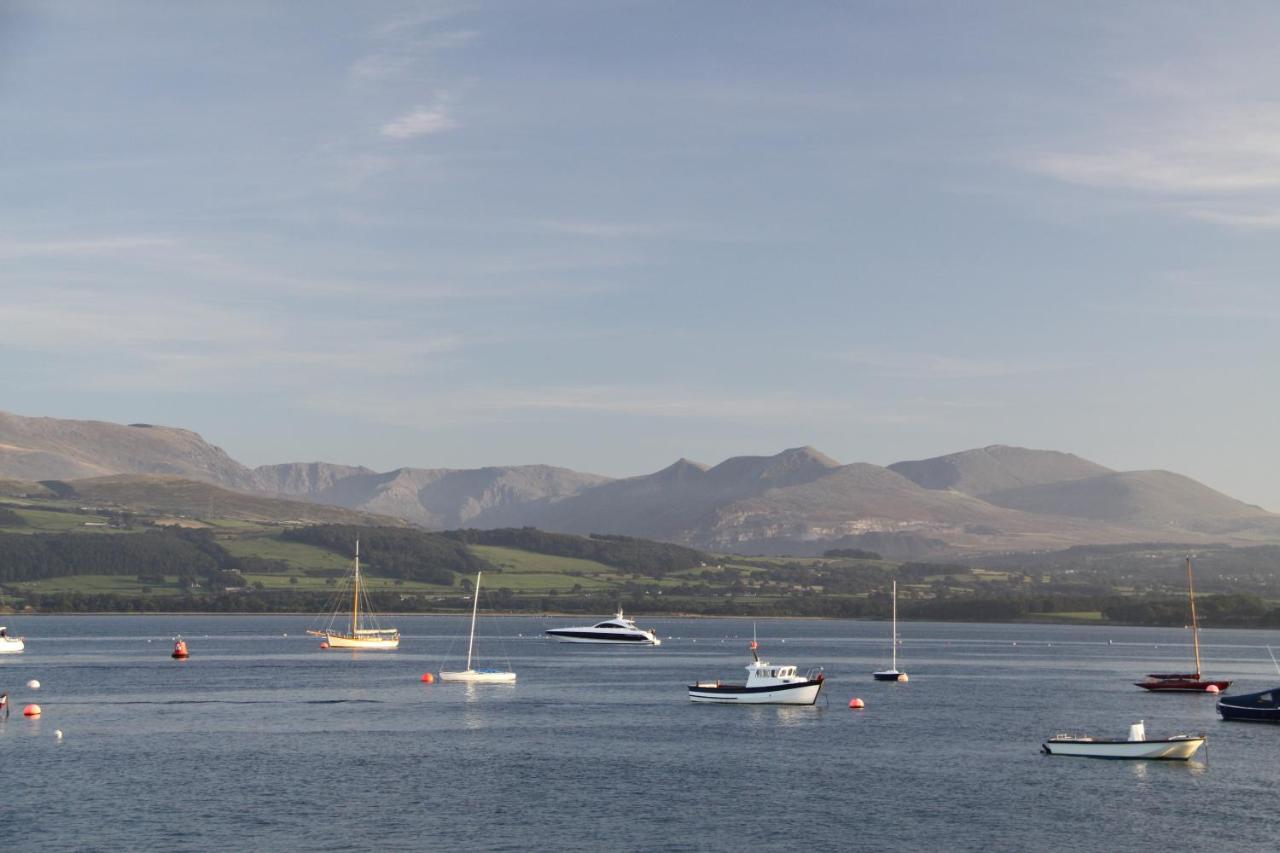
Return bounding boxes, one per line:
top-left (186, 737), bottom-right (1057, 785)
top-left (307, 540), bottom-right (400, 650)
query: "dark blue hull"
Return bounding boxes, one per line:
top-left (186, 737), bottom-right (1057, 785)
top-left (1217, 686), bottom-right (1280, 723)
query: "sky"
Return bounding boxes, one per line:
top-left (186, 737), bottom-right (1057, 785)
top-left (2, 1), bottom-right (1279, 508)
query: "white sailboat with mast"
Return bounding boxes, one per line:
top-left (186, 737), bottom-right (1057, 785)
top-left (873, 580), bottom-right (908, 682)
top-left (307, 540), bottom-right (400, 650)
top-left (439, 571), bottom-right (516, 683)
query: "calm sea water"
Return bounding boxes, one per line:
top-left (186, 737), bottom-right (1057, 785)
top-left (3, 614), bottom-right (1279, 852)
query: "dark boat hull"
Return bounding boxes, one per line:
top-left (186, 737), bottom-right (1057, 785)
top-left (1217, 687), bottom-right (1280, 723)
top-left (1135, 674), bottom-right (1231, 692)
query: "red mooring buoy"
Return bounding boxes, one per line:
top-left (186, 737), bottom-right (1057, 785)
top-left (320, 642), bottom-right (329, 650)
top-left (421, 673), bottom-right (435, 683)
top-left (23, 704), bottom-right (41, 717)
top-left (848, 698), bottom-right (865, 709)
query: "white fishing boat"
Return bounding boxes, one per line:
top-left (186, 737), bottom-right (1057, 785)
top-left (688, 638), bottom-right (825, 704)
top-left (1042, 721), bottom-right (1206, 760)
top-left (872, 580), bottom-right (908, 682)
top-left (0, 628), bottom-right (24, 654)
top-left (545, 610), bottom-right (661, 645)
top-left (439, 572), bottom-right (516, 684)
top-left (306, 540), bottom-right (400, 650)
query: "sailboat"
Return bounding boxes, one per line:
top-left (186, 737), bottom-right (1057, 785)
top-left (439, 572), bottom-right (516, 683)
top-left (306, 540), bottom-right (400, 650)
top-left (1135, 557), bottom-right (1230, 692)
top-left (872, 580), bottom-right (908, 682)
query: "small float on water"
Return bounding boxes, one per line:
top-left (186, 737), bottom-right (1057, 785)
top-left (688, 637), bottom-right (824, 705)
top-left (171, 637), bottom-right (189, 659)
top-left (1042, 720), bottom-right (1206, 760)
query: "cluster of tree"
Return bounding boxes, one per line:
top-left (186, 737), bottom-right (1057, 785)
top-left (442, 528), bottom-right (708, 577)
top-left (822, 548), bottom-right (882, 560)
top-left (281, 525), bottom-right (483, 585)
top-left (1102, 592), bottom-right (1280, 627)
top-left (0, 530), bottom-right (225, 582)
top-left (0, 508), bottom-right (27, 527)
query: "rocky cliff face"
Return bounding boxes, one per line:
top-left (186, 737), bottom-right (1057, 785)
top-left (257, 462), bottom-right (611, 528)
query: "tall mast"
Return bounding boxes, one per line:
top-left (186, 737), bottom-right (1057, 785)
top-left (1187, 556), bottom-right (1202, 676)
top-left (466, 571), bottom-right (482, 671)
top-left (891, 580), bottom-right (898, 671)
top-left (351, 540), bottom-right (360, 636)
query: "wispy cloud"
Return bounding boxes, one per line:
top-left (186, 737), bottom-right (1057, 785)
top-left (835, 351), bottom-right (1070, 380)
top-left (1088, 272), bottom-right (1280, 321)
top-left (294, 385), bottom-right (933, 431)
top-left (381, 103), bottom-right (457, 139)
top-left (0, 236), bottom-right (174, 259)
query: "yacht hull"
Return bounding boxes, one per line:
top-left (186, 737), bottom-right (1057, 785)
top-left (439, 669), bottom-right (517, 684)
top-left (318, 633), bottom-right (399, 650)
top-left (1217, 686), bottom-right (1280, 723)
top-left (688, 679), bottom-right (823, 705)
top-left (545, 630), bottom-right (659, 645)
top-left (0, 638), bottom-right (24, 654)
top-left (1042, 736), bottom-right (1205, 759)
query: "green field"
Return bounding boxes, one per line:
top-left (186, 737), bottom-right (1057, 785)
top-left (14, 574), bottom-right (180, 594)
top-left (220, 534), bottom-right (354, 570)
top-left (2, 506), bottom-right (121, 533)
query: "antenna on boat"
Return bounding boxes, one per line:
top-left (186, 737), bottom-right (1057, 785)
top-left (750, 623), bottom-right (759, 662)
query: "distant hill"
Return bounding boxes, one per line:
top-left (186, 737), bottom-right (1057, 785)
top-left (255, 462), bottom-right (610, 528)
top-left (0, 411), bottom-right (260, 489)
top-left (5, 411), bottom-right (1280, 555)
top-left (45, 475), bottom-right (401, 526)
top-left (980, 470), bottom-right (1279, 535)
top-left (889, 445), bottom-right (1112, 496)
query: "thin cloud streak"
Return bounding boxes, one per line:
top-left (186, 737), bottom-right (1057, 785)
top-left (297, 386), bottom-right (929, 430)
top-left (835, 351), bottom-right (1073, 380)
top-left (381, 105), bottom-right (458, 139)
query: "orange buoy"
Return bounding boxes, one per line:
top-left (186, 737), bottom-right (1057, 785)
top-left (421, 672), bottom-right (435, 683)
top-left (172, 639), bottom-right (189, 659)
top-left (1206, 684), bottom-right (1221, 694)
top-left (319, 642), bottom-right (329, 650)
top-left (23, 704), bottom-right (41, 717)
top-left (848, 698), bottom-right (865, 709)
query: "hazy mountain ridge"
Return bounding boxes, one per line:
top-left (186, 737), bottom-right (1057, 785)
top-left (889, 445), bottom-right (1113, 495)
top-left (0, 411), bottom-right (261, 489)
top-left (4, 410), bottom-right (1278, 555)
top-left (256, 462), bottom-right (611, 528)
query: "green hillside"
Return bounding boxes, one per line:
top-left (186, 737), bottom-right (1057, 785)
top-left (5, 487), bottom-right (1280, 625)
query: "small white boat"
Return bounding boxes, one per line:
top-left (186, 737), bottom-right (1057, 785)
top-left (545, 610), bottom-right (661, 645)
top-left (440, 572), bottom-right (516, 684)
top-left (689, 639), bottom-right (824, 704)
top-left (306, 540), bottom-right (400, 650)
top-left (872, 580), bottom-right (908, 682)
top-left (0, 628), bottom-right (24, 654)
top-left (1042, 721), bottom-right (1206, 760)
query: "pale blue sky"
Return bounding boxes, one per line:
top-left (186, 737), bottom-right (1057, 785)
top-left (3, 1), bottom-right (1279, 508)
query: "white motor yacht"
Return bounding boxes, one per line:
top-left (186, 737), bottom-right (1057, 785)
top-left (544, 610), bottom-right (661, 645)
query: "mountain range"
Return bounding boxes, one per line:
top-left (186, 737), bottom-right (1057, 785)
top-left (3, 410), bottom-right (1277, 556)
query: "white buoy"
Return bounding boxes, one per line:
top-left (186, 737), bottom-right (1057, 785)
top-left (26, 679), bottom-right (40, 689)
top-left (55, 730), bottom-right (63, 740)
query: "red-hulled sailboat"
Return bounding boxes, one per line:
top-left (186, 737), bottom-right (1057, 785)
top-left (1135, 557), bottom-right (1231, 693)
